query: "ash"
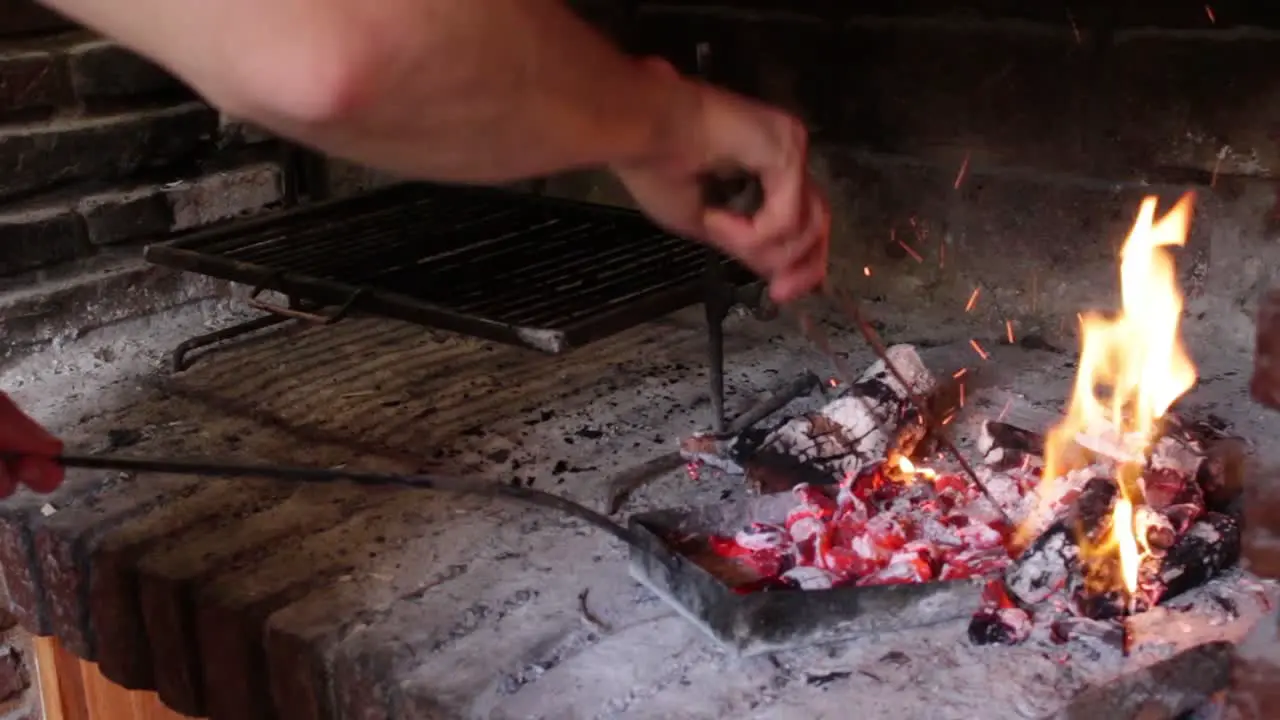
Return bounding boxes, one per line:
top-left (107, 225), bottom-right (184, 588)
top-left (6, 284), bottom-right (1280, 719)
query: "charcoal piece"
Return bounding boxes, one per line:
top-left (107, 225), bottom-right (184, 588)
top-left (1073, 586), bottom-right (1143, 621)
top-left (1195, 437), bottom-right (1247, 512)
top-left (744, 344), bottom-right (936, 491)
top-left (968, 607), bottom-right (1032, 646)
top-left (1006, 522), bottom-right (1079, 606)
top-left (1072, 476), bottom-right (1118, 541)
top-left (1162, 503), bottom-right (1204, 535)
top-left (1158, 512), bottom-right (1241, 602)
top-left (977, 420), bottom-right (1045, 470)
top-left (1144, 466), bottom-right (1203, 511)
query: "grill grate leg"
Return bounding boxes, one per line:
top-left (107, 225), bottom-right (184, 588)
top-left (170, 315), bottom-right (293, 372)
top-left (704, 250), bottom-right (734, 433)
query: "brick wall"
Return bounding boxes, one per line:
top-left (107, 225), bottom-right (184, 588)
top-left (0, 611), bottom-right (34, 720)
top-left (0, 23), bottom-right (293, 280)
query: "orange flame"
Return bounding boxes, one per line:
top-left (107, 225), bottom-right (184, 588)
top-left (1017, 193), bottom-right (1198, 598)
top-left (893, 456), bottom-right (936, 481)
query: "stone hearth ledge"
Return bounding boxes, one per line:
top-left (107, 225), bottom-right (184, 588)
top-left (0, 266), bottom-right (1278, 719)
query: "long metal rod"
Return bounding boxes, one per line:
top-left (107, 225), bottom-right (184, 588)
top-left (824, 288), bottom-right (1009, 522)
top-left (17, 453), bottom-right (646, 550)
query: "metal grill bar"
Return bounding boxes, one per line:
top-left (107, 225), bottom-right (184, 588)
top-left (145, 181), bottom-right (755, 353)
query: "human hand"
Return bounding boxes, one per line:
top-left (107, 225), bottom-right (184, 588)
top-left (0, 393), bottom-right (63, 498)
top-left (612, 60), bottom-right (830, 304)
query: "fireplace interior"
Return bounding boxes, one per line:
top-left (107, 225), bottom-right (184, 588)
top-left (5, 2), bottom-right (1280, 720)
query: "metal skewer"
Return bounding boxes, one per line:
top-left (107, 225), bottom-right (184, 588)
top-left (6, 452), bottom-right (648, 549)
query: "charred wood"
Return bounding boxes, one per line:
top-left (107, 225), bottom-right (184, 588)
top-left (742, 345), bottom-right (936, 493)
top-left (1006, 522), bottom-right (1079, 606)
top-left (977, 420), bottom-right (1045, 471)
top-left (968, 607), bottom-right (1033, 646)
top-left (1159, 512), bottom-right (1242, 602)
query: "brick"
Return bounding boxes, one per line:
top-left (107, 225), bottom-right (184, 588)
top-left (78, 163), bottom-right (283, 246)
top-left (218, 115), bottom-right (274, 147)
top-left (0, 648), bottom-right (28, 704)
top-left (0, 49), bottom-right (73, 117)
top-left (88, 479), bottom-right (297, 691)
top-left (0, 205), bottom-right (87, 276)
top-left (169, 163), bottom-right (283, 229)
top-left (135, 487), bottom-right (390, 718)
top-left (0, 505), bottom-right (48, 635)
top-left (0, 0), bottom-right (75, 37)
top-left (78, 186), bottom-right (172, 246)
top-left (0, 103), bottom-right (218, 200)
top-left (66, 40), bottom-right (189, 103)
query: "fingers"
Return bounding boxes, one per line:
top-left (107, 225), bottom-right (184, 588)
top-left (15, 457), bottom-right (62, 494)
top-left (705, 176), bottom-right (829, 304)
top-left (0, 392), bottom-right (65, 496)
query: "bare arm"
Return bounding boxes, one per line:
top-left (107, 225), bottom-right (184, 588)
top-left (38, 0), bottom-right (830, 305)
top-left (38, 0), bottom-right (697, 182)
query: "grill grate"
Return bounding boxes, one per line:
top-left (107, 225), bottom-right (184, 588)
top-left (145, 182), bottom-right (755, 353)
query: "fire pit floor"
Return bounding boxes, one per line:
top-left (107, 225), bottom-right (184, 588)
top-left (3, 293), bottom-right (1279, 720)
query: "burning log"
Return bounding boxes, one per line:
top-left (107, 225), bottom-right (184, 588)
top-left (1008, 469), bottom-right (1241, 620)
top-left (1005, 521), bottom-right (1080, 606)
top-left (742, 344), bottom-right (937, 493)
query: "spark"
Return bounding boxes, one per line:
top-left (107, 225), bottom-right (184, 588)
top-left (898, 236), bottom-right (924, 263)
top-left (952, 368), bottom-right (968, 379)
top-left (959, 382), bottom-right (966, 407)
top-left (970, 338), bottom-right (989, 360)
top-left (941, 411), bottom-right (957, 426)
top-left (864, 265), bottom-right (872, 277)
top-left (828, 377), bottom-right (839, 387)
top-left (1211, 147), bottom-right (1229, 187)
top-left (1006, 319), bottom-right (1015, 344)
top-left (965, 287), bottom-right (981, 312)
top-left (997, 398), bottom-right (1012, 421)
top-left (1205, 4), bottom-right (1216, 23)
top-left (953, 152), bottom-right (970, 189)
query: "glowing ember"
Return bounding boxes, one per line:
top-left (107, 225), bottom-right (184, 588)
top-left (897, 233), bottom-right (924, 263)
top-left (863, 266), bottom-right (872, 277)
top-left (1017, 193), bottom-right (1198, 601)
top-left (970, 339), bottom-right (989, 361)
top-left (954, 152), bottom-right (970, 189)
top-left (965, 287), bottom-right (981, 312)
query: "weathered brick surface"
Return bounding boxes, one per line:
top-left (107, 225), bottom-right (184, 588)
top-left (0, 647), bottom-right (28, 704)
top-left (0, 162), bottom-right (282, 274)
top-left (218, 115), bottom-right (274, 148)
top-left (0, 0), bottom-right (74, 37)
top-left (0, 204), bottom-right (86, 274)
top-left (79, 162), bottom-right (284, 246)
top-left (66, 39), bottom-right (188, 104)
top-left (0, 49), bottom-right (73, 118)
top-left (78, 186), bottom-right (173, 247)
top-left (0, 103), bottom-right (218, 200)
